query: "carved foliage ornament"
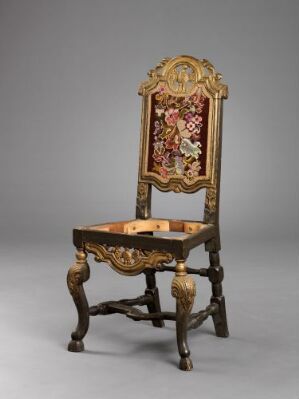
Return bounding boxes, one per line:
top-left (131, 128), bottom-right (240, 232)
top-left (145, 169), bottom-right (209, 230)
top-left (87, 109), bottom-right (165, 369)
top-left (136, 182), bottom-right (151, 219)
top-left (137, 183), bottom-right (148, 201)
top-left (84, 242), bottom-right (173, 276)
top-left (205, 187), bottom-right (217, 212)
top-left (137, 182), bottom-right (148, 202)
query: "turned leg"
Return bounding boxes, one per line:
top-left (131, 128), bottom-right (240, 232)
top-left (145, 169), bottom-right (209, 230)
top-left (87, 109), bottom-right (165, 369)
top-left (208, 251), bottom-right (229, 337)
top-left (67, 249), bottom-right (90, 352)
top-left (144, 270), bottom-right (164, 328)
top-left (171, 260), bottom-right (196, 371)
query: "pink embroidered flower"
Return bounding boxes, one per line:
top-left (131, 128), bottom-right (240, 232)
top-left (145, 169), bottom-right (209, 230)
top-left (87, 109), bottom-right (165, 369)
top-left (192, 115), bottom-right (202, 124)
top-left (186, 121), bottom-right (196, 132)
top-left (165, 108), bottom-right (179, 126)
top-left (159, 166), bottom-right (168, 178)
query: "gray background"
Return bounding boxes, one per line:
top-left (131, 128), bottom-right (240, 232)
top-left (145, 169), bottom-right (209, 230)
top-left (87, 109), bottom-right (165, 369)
top-left (0, 0), bottom-right (298, 398)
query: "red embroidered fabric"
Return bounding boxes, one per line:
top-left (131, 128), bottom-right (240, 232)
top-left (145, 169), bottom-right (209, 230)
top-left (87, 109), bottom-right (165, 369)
top-left (147, 88), bottom-right (210, 180)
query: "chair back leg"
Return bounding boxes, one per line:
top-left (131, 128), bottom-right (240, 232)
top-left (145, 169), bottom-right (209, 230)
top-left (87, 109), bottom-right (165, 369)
top-left (208, 251), bottom-right (229, 337)
top-left (144, 270), bottom-right (164, 328)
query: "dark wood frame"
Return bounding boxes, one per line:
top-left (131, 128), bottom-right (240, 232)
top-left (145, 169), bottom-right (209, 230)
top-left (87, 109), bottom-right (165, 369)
top-left (67, 55), bottom-right (229, 371)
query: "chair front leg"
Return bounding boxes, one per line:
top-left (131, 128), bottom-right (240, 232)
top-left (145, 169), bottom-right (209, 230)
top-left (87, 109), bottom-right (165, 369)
top-left (171, 260), bottom-right (196, 371)
top-left (67, 249), bottom-right (90, 352)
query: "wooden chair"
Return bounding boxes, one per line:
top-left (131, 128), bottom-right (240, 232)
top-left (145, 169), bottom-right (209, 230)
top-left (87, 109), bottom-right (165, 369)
top-left (67, 55), bottom-right (229, 371)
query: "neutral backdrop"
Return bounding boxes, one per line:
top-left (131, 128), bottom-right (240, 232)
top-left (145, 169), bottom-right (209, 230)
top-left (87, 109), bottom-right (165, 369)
top-left (0, 1), bottom-right (298, 398)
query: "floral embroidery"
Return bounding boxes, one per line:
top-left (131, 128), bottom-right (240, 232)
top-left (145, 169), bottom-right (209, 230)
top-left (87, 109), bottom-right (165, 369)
top-left (150, 87), bottom-right (207, 180)
top-left (165, 108), bottom-right (180, 126)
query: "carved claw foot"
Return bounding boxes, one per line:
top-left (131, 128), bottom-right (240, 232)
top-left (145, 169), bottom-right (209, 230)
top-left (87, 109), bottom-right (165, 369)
top-left (171, 260), bottom-right (196, 371)
top-left (67, 249), bottom-right (90, 352)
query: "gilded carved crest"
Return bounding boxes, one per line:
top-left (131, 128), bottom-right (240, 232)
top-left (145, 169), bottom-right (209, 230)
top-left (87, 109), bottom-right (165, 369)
top-left (167, 63), bottom-right (196, 95)
top-left (139, 55), bottom-right (227, 98)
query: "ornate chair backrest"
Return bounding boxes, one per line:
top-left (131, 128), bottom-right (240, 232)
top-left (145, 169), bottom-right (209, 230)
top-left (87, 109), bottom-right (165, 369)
top-left (136, 55), bottom-right (228, 225)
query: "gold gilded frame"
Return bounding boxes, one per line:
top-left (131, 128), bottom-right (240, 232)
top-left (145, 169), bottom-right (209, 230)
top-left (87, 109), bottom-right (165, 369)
top-left (138, 55), bottom-right (228, 193)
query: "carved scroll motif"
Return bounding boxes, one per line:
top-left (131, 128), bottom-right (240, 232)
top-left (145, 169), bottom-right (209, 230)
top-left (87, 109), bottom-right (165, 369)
top-left (84, 242), bottom-right (174, 276)
top-left (67, 250), bottom-right (90, 303)
top-left (171, 275), bottom-right (196, 313)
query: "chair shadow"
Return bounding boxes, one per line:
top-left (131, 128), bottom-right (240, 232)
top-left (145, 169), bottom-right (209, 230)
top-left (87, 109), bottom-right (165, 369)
top-left (85, 341), bottom-right (178, 366)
